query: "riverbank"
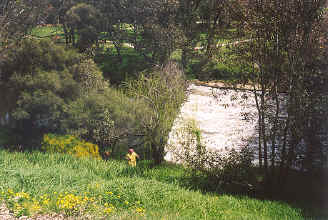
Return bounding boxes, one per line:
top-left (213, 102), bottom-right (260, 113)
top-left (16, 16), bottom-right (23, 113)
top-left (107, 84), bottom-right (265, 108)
top-left (0, 149), bottom-right (304, 219)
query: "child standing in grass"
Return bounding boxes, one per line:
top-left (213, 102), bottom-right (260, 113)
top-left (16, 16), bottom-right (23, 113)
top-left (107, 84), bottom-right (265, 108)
top-left (126, 148), bottom-right (139, 167)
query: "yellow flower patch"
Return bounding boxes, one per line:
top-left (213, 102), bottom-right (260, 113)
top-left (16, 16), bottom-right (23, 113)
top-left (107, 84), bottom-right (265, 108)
top-left (0, 188), bottom-right (145, 218)
top-left (41, 134), bottom-right (101, 159)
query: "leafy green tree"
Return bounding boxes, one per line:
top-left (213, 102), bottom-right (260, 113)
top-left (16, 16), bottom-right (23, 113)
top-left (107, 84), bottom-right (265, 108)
top-left (47, 0), bottom-right (97, 47)
top-left (61, 86), bottom-right (147, 154)
top-left (0, 38), bottom-right (149, 154)
top-left (65, 3), bottom-right (100, 51)
top-left (125, 61), bottom-right (186, 164)
top-left (0, 39), bottom-right (105, 148)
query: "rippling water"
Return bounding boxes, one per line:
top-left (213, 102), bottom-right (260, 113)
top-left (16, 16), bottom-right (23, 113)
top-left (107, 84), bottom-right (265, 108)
top-left (165, 84), bottom-right (259, 162)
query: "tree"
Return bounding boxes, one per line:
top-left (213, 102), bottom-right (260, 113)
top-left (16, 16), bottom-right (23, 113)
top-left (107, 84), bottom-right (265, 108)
top-left (176, 0), bottom-right (233, 70)
top-left (61, 85), bottom-right (148, 154)
top-left (125, 61), bottom-right (187, 164)
top-left (0, 39), bottom-right (107, 148)
top-left (0, 0), bottom-right (48, 62)
top-left (233, 0), bottom-right (328, 189)
top-left (120, 0), bottom-right (181, 64)
top-left (65, 3), bottom-right (100, 51)
top-left (0, 0), bottom-right (51, 133)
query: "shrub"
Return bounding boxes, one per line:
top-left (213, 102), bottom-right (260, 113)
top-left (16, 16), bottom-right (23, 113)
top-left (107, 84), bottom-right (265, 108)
top-left (61, 86), bottom-right (146, 155)
top-left (125, 61), bottom-right (187, 164)
top-left (0, 127), bottom-right (24, 151)
top-left (168, 119), bottom-right (256, 194)
top-left (0, 127), bottom-right (12, 148)
top-left (0, 39), bottom-right (109, 149)
top-left (98, 51), bottom-right (150, 85)
top-left (42, 134), bottom-right (101, 159)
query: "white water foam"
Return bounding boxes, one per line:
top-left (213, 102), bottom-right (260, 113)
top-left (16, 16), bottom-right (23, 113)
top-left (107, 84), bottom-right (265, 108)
top-left (165, 84), bottom-right (258, 162)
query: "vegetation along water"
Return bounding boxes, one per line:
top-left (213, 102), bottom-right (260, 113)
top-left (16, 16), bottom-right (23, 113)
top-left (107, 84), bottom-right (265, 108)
top-left (0, 0), bottom-right (327, 219)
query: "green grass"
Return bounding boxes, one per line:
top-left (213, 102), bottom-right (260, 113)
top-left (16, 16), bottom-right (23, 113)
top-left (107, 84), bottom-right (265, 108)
top-left (29, 25), bottom-right (64, 38)
top-left (28, 26), bottom-right (244, 83)
top-left (28, 25), bottom-right (243, 83)
top-left (0, 149), bottom-right (305, 219)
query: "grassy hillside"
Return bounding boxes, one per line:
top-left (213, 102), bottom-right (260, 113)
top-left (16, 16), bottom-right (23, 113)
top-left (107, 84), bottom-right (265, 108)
top-left (0, 149), bottom-right (304, 219)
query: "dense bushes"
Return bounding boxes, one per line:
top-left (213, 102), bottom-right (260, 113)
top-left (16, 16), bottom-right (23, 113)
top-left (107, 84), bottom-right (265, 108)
top-left (0, 39), bottom-right (186, 165)
top-left (0, 39), bottom-right (109, 148)
top-left (0, 127), bottom-right (17, 149)
top-left (168, 119), bottom-right (256, 194)
top-left (61, 87), bottom-right (145, 155)
top-left (125, 61), bottom-right (187, 164)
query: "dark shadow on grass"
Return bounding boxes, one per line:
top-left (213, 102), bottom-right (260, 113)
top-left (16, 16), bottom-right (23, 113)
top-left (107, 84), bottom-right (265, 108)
top-left (117, 160), bottom-right (258, 197)
top-left (117, 159), bottom-right (328, 220)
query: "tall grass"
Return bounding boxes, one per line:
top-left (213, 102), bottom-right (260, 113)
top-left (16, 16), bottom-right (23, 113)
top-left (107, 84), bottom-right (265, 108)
top-left (0, 149), bottom-right (305, 219)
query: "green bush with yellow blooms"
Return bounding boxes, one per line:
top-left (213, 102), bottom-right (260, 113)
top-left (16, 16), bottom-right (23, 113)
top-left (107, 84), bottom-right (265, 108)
top-left (41, 134), bottom-right (101, 159)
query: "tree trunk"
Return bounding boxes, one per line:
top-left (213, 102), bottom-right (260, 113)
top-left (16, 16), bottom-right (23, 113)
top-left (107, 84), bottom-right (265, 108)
top-left (271, 84), bottom-right (280, 172)
top-left (279, 115), bottom-right (290, 184)
top-left (254, 90), bottom-right (263, 168)
top-left (71, 29), bottom-right (76, 47)
top-left (113, 42), bottom-right (123, 63)
top-left (260, 90), bottom-right (268, 172)
top-left (63, 24), bottom-right (69, 45)
top-left (181, 48), bottom-right (188, 69)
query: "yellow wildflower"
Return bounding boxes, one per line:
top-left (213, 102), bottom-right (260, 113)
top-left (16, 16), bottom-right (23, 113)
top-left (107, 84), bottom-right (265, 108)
top-left (31, 201), bottom-right (41, 213)
top-left (15, 192), bottom-right (30, 199)
top-left (104, 207), bottom-right (113, 215)
top-left (8, 189), bottom-right (14, 195)
top-left (136, 207), bottom-right (145, 214)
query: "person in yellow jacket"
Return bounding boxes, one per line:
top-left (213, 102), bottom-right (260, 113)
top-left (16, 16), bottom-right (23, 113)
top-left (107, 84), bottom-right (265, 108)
top-left (126, 148), bottom-right (139, 167)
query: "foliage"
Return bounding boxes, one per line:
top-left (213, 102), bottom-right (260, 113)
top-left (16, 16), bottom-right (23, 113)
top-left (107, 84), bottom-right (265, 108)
top-left (29, 25), bottom-right (64, 40)
top-left (0, 186), bottom-right (145, 218)
top-left (0, 127), bottom-right (16, 148)
top-left (96, 0), bottom-right (182, 64)
top-left (48, 0), bottom-right (187, 63)
top-left (41, 134), bottom-right (101, 159)
top-left (125, 61), bottom-right (187, 164)
top-left (227, 0), bottom-right (328, 189)
top-left (168, 119), bottom-right (256, 194)
top-left (0, 0), bottom-right (49, 62)
top-left (0, 38), bottom-right (153, 154)
top-left (65, 3), bottom-right (100, 51)
top-left (95, 47), bottom-right (151, 84)
top-left (61, 87), bottom-right (144, 154)
top-left (175, 0), bottom-right (236, 72)
top-left (0, 39), bottom-right (108, 148)
top-left (70, 58), bottom-right (107, 94)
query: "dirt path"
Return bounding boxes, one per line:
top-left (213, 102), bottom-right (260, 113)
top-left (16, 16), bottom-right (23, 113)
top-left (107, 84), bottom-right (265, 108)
top-left (192, 79), bottom-right (259, 91)
top-left (0, 203), bottom-right (69, 220)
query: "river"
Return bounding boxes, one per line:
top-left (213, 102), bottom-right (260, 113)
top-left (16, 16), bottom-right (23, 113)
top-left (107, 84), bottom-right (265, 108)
top-left (165, 84), bottom-right (259, 162)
